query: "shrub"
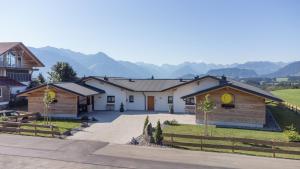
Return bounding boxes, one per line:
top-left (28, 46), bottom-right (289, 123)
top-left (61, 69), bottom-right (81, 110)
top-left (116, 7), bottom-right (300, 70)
top-left (154, 120), bottom-right (163, 144)
top-left (0, 116), bottom-right (9, 121)
top-left (284, 124), bottom-right (300, 142)
top-left (120, 102), bottom-right (125, 112)
top-left (130, 137), bottom-right (139, 145)
top-left (163, 119), bottom-right (178, 126)
top-left (81, 115), bottom-right (89, 122)
top-left (143, 115), bottom-right (149, 134)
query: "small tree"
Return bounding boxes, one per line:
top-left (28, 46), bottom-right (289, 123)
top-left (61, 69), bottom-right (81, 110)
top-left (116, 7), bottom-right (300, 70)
top-left (154, 120), bottom-right (163, 144)
top-left (143, 115), bottom-right (149, 134)
top-left (43, 85), bottom-right (56, 124)
top-left (120, 102), bottom-right (124, 112)
top-left (197, 94), bottom-right (216, 136)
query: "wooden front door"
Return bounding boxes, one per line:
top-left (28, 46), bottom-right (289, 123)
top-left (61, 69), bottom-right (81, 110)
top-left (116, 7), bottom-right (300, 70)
top-left (147, 96), bottom-right (155, 111)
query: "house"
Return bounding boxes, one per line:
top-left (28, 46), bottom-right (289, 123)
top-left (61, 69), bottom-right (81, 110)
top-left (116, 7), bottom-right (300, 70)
top-left (18, 83), bottom-right (104, 118)
top-left (0, 42), bottom-right (44, 108)
top-left (18, 75), bottom-right (282, 128)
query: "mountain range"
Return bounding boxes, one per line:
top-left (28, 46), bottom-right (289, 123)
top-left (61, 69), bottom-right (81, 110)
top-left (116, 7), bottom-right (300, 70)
top-left (29, 46), bottom-right (298, 78)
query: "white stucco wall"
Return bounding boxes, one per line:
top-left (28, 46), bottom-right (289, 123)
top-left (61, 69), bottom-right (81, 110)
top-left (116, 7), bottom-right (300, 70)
top-left (84, 77), bottom-right (220, 113)
top-left (85, 79), bottom-right (127, 111)
top-left (144, 91), bottom-right (173, 112)
top-left (126, 91), bottom-right (145, 111)
top-left (172, 77), bottom-right (220, 112)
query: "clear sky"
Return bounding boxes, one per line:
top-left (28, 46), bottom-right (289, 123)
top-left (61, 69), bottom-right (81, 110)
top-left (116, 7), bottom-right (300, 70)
top-left (0, 0), bottom-right (299, 65)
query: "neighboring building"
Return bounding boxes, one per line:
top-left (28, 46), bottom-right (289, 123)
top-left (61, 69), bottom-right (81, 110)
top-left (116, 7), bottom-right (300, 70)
top-left (18, 75), bottom-right (282, 128)
top-left (0, 42), bottom-right (44, 107)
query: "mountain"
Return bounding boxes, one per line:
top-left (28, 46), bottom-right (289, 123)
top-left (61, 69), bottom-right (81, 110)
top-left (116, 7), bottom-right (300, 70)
top-left (267, 61), bottom-right (300, 77)
top-left (29, 46), bottom-right (291, 78)
top-left (207, 68), bottom-right (258, 78)
top-left (235, 61), bottom-right (286, 75)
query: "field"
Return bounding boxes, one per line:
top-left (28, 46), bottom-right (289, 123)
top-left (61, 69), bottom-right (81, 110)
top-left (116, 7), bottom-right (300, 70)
top-left (271, 89), bottom-right (300, 106)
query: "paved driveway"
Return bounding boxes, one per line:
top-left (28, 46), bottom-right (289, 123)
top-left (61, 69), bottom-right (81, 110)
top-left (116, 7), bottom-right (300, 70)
top-left (68, 111), bottom-right (195, 144)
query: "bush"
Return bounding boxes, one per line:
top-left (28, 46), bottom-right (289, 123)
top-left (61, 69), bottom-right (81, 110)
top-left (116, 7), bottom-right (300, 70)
top-left (163, 119), bottom-right (178, 126)
top-left (143, 115), bottom-right (149, 134)
top-left (0, 116), bottom-right (9, 121)
top-left (81, 115), bottom-right (89, 122)
top-left (130, 137), bottom-right (139, 145)
top-left (154, 120), bottom-right (163, 144)
top-left (120, 102), bottom-right (125, 112)
top-left (284, 124), bottom-right (300, 142)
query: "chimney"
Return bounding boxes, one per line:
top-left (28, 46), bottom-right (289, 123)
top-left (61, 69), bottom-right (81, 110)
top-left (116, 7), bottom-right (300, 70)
top-left (104, 76), bottom-right (108, 81)
top-left (220, 75), bottom-right (227, 85)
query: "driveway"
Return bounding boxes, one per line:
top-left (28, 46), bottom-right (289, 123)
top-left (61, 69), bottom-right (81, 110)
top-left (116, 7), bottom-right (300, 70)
top-left (67, 111), bottom-right (195, 144)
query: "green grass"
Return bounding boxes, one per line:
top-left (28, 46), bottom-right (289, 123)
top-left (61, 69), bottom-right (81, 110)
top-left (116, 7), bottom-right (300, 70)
top-left (271, 89), bottom-right (300, 106)
top-left (162, 104), bottom-right (300, 159)
top-left (8, 119), bottom-right (81, 137)
top-left (268, 104), bottom-right (300, 133)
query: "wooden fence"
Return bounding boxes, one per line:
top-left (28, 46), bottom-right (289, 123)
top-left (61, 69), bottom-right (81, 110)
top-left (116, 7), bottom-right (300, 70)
top-left (0, 121), bottom-right (60, 137)
top-left (163, 133), bottom-right (300, 157)
top-left (281, 102), bottom-right (300, 114)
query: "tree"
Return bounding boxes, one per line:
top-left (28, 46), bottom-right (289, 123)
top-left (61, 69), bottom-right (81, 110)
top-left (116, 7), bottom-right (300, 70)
top-left (37, 73), bottom-right (46, 84)
top-left (43, 85), bottom-right (56, 124)
top-left (154, 120), bottom-right (163, 144)
top-left (197, 94), bottom-right (216, 136)
top-left (143, 115), bottom-right (149, 134)
top-left (48, 62), bottom-right (77, 82)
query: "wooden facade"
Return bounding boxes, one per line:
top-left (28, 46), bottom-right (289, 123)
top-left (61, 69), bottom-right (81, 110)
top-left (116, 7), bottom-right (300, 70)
top-left (24, 86), bottom-right (79, 118)
top-left (195, 86), bottom-right (266, 127)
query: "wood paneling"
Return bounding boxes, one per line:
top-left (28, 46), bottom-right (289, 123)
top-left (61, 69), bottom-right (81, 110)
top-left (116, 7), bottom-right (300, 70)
top-left (195, 87), bottom-right (266, 126)
top-left (27, 86), bottom-right (78, 116)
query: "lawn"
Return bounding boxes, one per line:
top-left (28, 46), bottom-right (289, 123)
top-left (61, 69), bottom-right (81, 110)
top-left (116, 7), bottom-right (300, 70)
top-left (0, 119), bottom-right (81, 137)
top-left (162, 104), bottom-right (300, 159)
top-left (271, 89), bottom-right (300, 106)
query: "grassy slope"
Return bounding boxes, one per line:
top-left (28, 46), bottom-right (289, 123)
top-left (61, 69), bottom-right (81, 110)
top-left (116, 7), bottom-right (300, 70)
top-left (271, 89), bottom-right (300, 106)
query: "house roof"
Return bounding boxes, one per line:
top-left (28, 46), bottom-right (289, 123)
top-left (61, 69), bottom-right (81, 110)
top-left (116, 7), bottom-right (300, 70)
top-left (82, 76), bottom-right (193, 92)
top-left (181, 78), bottom-right (282, 102)
top-left (18, 82), bottom-right (104, 97)
top-left (0, 42), bottom-right (44, 67)
top-left (0, 77), bottom-right (26, 87)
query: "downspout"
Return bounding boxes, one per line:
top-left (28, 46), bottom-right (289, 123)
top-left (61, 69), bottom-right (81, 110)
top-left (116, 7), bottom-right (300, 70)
top-left (143, 92), bottom-right (146, 111)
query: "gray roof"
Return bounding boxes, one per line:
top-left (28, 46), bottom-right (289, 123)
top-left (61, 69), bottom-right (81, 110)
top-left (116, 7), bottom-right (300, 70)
top-left (90, 76), bottom-right (193, 92)
top-left (181, 78), bottom-right (282, 102)
top-left (52, 83), bottom-right (104, 96)
top-left (18, 82), bottom-right (104, 97)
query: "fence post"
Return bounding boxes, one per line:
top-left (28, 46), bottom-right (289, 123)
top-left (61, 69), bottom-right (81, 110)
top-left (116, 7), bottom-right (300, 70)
top-left (34, 123), bottom-right (37, 136)
top-left (51, 125), bottom-right (54, 137)
top-left (18, 123), bottom-right (21, 134)
top-left (232, 138), bottom-right (235, 153)
top-left (272, 140), bottom-right (275, 158)
top-left (200, 136), bottom-right (203, 151)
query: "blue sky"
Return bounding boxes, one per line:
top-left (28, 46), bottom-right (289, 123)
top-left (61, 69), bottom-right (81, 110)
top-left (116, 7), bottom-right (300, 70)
top-left (0, 0), bottom-right (299, 65)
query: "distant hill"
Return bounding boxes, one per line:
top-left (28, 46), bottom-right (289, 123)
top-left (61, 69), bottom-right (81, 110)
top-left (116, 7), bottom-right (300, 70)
top-left (207, 68), bottom-right (258, 78)
top-left (235, 61), bottom-right (286, 75)
top-left (267, 61), bottom-right (300, 77)
top-left (29, 46), bottom-right (291, 78)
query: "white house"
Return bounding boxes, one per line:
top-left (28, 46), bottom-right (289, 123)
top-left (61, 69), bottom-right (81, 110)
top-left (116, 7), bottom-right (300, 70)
top-left (81, 76), bottom-right (228, 113)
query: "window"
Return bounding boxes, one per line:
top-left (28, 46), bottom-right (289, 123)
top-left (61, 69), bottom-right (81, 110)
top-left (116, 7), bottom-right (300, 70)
top-left (221, 93), bottom-right (235, 108)
top-left (6, 51), bottom-right (16, 67)
top-left (185, 97), bottom-right (195, 105)
top-left (0, 88), bottom-right (2, 97)
top-left (129, 95), bottom-right (134, 102)
top-left (168, 96), bottom-right (173, 104)
top-left (107, 96), bottom-right (115, 103)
